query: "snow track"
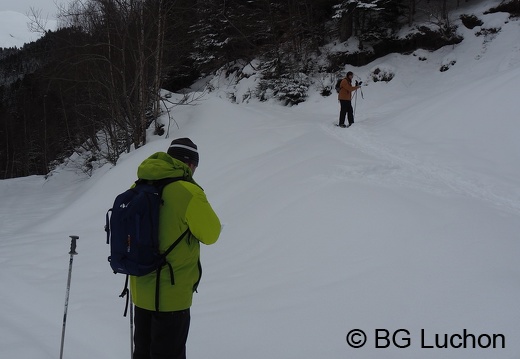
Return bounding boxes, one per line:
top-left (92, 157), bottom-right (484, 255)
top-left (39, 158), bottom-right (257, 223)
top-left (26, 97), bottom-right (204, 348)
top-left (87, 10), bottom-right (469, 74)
top-left (321, 120), bottom-right (520, 216)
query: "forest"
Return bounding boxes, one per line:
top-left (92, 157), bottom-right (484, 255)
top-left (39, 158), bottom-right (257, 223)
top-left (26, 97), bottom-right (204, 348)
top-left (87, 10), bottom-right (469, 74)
top-left (1, 0), bottom-right (517, 179)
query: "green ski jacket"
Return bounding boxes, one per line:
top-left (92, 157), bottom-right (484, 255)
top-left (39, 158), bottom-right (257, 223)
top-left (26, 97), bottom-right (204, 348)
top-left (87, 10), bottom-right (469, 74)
top-left (130, 152), bottom-right (221, 311)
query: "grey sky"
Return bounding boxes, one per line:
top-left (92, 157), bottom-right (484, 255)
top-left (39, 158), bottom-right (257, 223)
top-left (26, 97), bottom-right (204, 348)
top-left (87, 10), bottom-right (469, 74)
top-left (0, 0), bottom-right (64, 19)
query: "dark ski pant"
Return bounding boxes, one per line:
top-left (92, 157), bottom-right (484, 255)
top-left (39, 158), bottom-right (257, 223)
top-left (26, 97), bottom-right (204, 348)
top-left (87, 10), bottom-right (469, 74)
top-left (339, 99), bottom-right (354, 126)
top-left (133, 306), bottom-right (190, 359)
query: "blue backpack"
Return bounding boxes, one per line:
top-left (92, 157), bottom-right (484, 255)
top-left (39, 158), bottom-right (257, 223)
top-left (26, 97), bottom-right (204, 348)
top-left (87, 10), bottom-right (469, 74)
top-left (105, 178), bottom-right (189, 313)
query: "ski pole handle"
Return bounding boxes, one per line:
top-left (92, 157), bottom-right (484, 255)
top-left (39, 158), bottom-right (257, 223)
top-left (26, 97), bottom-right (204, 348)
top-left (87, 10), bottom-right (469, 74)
top-left (69, 235), bottom-right (79, 255)
top-left (60, 235), bottom-right (79, 359)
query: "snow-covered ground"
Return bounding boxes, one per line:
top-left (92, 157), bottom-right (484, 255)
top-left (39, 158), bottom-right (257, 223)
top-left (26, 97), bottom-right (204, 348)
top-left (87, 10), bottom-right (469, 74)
top-left (1, 2), bottom-right (519, 359)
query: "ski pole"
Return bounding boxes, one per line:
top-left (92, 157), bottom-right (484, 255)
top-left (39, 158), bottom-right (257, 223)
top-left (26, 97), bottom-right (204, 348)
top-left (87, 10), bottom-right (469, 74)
top-left (60, 235), bottom-right (79, 359)
top-left (353, 90), bottom-right (358, 117)
top-left (354, 75), bottom-right (365, 100)
top-left (130, 299), bottom-right (134, 359)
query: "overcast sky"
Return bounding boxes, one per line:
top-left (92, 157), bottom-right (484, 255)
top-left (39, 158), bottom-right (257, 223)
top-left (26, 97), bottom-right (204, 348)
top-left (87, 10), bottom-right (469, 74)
top-left (0, 0), bottom-right (64, 19)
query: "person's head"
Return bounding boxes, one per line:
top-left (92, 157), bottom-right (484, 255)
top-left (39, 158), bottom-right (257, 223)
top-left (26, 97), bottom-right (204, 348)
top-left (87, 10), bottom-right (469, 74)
top-left (346, 71), bottom-right (354, 80)
top-left (167, 137), bottom-right (199, 174)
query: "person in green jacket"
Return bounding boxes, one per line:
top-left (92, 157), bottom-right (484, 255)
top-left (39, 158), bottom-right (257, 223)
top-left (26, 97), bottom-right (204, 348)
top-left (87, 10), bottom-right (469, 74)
top-left (131, 138), bottom-right (221, 359)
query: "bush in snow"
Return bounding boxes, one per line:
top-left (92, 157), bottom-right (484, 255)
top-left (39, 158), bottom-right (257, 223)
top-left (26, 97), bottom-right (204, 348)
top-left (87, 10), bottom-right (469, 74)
top-left (257, 75), bottom-right (309, 106)
top-left (475, 27), bottom-right (501, 37)
top-left (460, 14), bottom-right (484, 29)
top-left (370, 65), bottom-right (395, 82)
top-left (440, 58), bottom-right (457, 72)
top-left (486, 0), bottom-right (520, 17)
top-left (314, 74), bottom-right (337, 97)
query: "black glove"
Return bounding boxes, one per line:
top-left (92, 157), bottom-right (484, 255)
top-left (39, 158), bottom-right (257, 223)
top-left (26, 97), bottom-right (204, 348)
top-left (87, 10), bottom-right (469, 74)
top-left (356, 81), bottom-right (363, 86)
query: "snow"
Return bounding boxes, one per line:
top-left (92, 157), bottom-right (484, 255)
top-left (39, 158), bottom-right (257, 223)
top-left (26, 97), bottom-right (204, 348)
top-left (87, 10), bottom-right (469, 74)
top-left (1, 3), bottom-right (520, 359)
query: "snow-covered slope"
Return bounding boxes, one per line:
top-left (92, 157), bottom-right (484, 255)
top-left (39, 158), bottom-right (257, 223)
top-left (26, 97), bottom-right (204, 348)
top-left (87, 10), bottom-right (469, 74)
top-left (0, 3), bottom-right (519, 359)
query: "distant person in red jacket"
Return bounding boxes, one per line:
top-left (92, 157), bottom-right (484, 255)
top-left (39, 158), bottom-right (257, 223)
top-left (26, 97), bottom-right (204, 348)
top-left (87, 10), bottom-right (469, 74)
top-left (338, 71), bottom-right (361, 128)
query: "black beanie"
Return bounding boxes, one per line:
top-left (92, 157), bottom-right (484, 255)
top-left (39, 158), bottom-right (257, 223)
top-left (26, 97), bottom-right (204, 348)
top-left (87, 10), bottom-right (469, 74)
top-left (167, 138), bottom-right (199, 166)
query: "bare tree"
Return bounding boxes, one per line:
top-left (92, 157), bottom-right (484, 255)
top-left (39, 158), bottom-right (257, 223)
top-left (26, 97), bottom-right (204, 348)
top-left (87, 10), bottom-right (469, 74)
top-left (52, 0), bottom-right (176, 162)
top-left (27, 7), bottom-right (51, 35)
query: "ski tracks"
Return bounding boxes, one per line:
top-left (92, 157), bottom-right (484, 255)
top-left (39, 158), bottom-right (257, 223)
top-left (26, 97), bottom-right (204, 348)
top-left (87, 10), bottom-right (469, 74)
top-left (320, 120), bottom-right (520, 216)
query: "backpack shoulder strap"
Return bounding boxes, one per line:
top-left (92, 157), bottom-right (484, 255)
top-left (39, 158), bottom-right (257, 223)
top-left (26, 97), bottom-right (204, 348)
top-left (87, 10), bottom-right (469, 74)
top-left (155, 228), bottom-right (191, 311)
top-left (154, 177), bottom-right (191, 312)
top-left (164, 228), bottom-right (190, 257)
top-left (135, 177), bottom-right (186, 196)
top-left (155, 177), bottom-right (185, 189)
